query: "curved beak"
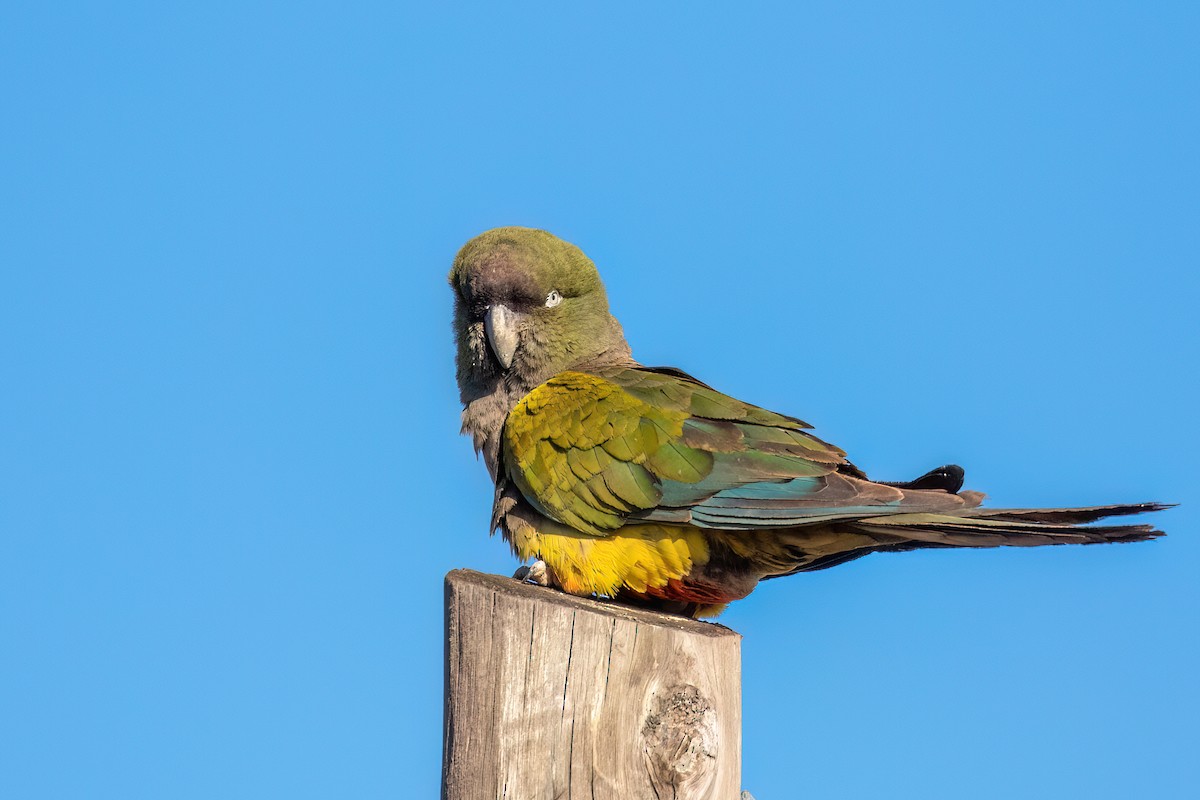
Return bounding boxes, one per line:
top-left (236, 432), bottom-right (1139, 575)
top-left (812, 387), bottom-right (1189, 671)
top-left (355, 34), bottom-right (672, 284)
top-left (484, 303), bottom-right (520, 370)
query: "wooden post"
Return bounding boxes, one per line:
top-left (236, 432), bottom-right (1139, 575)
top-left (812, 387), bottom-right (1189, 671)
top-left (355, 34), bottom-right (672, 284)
top-left (442, 569), bottom-right (742, 800)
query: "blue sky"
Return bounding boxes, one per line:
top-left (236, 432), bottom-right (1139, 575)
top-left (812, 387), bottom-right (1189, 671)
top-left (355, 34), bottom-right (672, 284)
top-left (2, 2), bottom-right (1196, 798)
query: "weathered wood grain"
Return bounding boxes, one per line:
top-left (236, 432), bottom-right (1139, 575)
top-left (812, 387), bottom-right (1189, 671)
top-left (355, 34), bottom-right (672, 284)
top-left (442, 569), bottom-right (742, 800)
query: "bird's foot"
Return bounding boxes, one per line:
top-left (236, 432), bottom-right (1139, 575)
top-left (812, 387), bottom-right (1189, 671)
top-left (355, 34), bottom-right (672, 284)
top-left (513, 560), bottom-right (550, 586)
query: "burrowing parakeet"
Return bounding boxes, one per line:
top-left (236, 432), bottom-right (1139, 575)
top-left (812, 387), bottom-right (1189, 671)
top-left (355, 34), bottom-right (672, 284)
top-left (450, 227), bottom-right (1167, 617)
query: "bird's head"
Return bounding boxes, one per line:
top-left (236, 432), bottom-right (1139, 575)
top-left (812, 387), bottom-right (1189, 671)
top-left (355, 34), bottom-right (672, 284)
top-left (449, 227), bottom-right (630, 400)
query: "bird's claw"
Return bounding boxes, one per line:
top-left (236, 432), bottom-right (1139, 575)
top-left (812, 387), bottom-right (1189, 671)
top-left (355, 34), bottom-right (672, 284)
top-left (513, 560), bottom-right (550, 586)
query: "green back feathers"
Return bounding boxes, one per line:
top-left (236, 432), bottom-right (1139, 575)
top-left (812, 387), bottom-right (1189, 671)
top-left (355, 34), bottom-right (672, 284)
top-left (502, 368), bottom-right (856, 536)
top-left (502, 371), bottom-right (695, 534)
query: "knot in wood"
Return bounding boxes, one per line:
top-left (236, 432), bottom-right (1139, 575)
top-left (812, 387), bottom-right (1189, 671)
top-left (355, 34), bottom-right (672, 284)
top-left (641, 683), bottom-right (718, 798)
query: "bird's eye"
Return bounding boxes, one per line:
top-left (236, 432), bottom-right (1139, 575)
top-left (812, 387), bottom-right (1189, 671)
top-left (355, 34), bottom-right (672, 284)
top-left (544, 290), bottom-right (563, 308)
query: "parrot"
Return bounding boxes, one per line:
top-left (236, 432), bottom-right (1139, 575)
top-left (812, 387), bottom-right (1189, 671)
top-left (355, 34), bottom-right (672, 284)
top-left (450, 226), bottom-right (1169, 617)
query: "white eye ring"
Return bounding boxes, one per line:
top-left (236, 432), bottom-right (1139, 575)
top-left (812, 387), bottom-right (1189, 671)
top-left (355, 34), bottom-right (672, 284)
top-left (545, 290), bottom-right (563, 308)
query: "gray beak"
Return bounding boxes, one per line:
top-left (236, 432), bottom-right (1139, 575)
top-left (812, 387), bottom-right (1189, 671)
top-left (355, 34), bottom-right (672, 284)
top-left (484, 303), bottom-right (520, 370)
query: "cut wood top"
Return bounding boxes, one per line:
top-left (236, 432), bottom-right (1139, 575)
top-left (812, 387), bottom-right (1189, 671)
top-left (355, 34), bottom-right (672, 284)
top-left (445, 568), bottom-right (741, 640)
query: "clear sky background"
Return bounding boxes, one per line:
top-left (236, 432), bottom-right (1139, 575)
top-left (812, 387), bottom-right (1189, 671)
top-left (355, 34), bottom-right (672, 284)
top-left (2, 2), bottom-right (1197, 798)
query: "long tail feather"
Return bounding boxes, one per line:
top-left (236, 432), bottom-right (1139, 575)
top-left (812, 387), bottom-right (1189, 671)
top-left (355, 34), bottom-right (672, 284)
top-left (964, 502), bottom-right (1173, 525)
top-left (851, 502), bottom-right (1170, 550)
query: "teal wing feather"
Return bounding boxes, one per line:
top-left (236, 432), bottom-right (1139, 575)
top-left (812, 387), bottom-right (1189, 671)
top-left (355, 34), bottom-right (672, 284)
top-left (603, 367), bottom-right (975, 529)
